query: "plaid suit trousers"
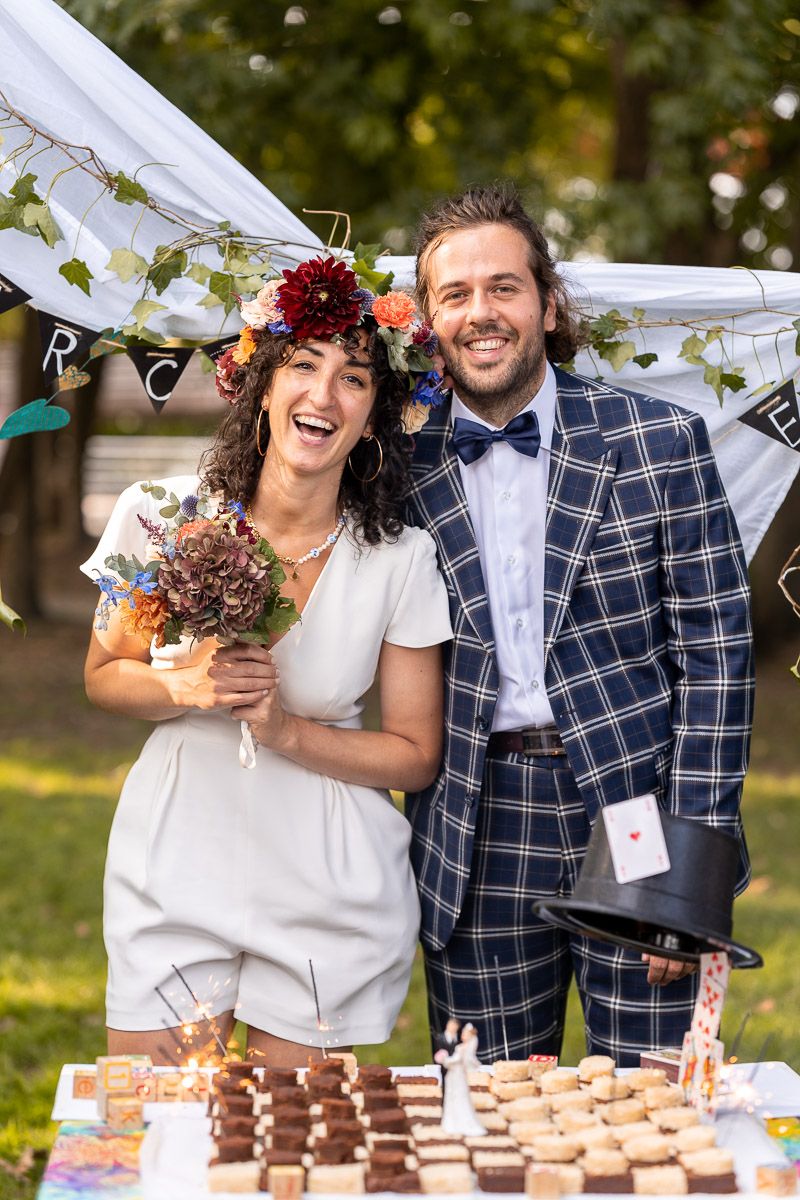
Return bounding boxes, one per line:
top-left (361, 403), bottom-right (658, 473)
top-left (423, 750), bottom-right (699, 1067)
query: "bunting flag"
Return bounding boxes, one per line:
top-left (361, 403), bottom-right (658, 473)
top-left (127, 346), bottom-right (195, 414)
top-left (36, 311), bottom-right (100, 388)
top-left (738, 372), bottom-right (800, 453)
top-left (0, 271), bottom-right (30, 314)
top-left (201, 334), bottom-right (240, 365)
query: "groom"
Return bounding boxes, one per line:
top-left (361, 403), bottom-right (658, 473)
top-left (405, 185), bottom-right (753, 1066)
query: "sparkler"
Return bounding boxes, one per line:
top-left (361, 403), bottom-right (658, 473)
top-left (171, 962), bottom-right (228, 1058)
top-left (308, 958), bottom-right (329, 1060)
top-left (494, 955), bottom-right (510, 1061)
top-left (726, 1009), bottom-right (752, 1064)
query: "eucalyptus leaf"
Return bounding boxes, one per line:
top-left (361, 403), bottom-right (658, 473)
top-left (142, 483), bottom-right (167, 500)
top-left (159, 503), bottom-right (180, 518)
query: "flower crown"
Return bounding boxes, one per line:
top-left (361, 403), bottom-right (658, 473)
top-left (215, 254), bottom-right (443, 431)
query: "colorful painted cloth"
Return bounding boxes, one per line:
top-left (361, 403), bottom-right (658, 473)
top-left (37, 1121), bottom-right (142, 1200)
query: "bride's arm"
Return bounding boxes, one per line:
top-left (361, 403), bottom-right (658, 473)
top-left (84, 617), bottom-right (279, 721)
top-left (239, 639), bottom-right (444, 793)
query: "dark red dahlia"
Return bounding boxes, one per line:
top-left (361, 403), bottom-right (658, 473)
top-left (277, 256), bottom-right (362, 340)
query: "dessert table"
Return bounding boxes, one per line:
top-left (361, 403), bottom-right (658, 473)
top-left (37, 1063), bottom-right (800, 1200)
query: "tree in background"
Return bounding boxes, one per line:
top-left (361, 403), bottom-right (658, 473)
top-left (62, 0), bottom-right (799, 269)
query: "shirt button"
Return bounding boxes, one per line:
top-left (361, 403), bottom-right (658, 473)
top-left (465, 793), bottom-right (475, 809)
top-left (515, 617), bottom-right (524, 628)
top-left (501, 490), bottom-right (511, 501)
top-left (507, 554), bottom-right (516, 566)
top-left (531, 679), bottom-right (540, 690)
top-left (477, 716), bottom-right (489, 731)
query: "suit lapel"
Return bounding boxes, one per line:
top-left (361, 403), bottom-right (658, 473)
top-left (410, 403), bottom-right (496, 652)
top-left (544, 369), bottom-right (620, 656)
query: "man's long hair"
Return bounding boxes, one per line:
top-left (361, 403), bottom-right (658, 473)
top-left (414, 183), bottom-right (582, 365)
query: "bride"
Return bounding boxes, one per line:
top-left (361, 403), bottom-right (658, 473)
top-left (82, 257), bottom-right (452, 1066)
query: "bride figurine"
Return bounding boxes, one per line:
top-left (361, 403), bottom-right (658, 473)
top-left (437, 1022), bottom-right (486, 1136)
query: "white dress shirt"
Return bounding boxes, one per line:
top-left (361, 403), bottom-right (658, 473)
top-left (451, 361), bottom-right (557, 732)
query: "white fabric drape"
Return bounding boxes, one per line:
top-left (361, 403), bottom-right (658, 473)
top-left (1, 0), bottom-right (798, 559)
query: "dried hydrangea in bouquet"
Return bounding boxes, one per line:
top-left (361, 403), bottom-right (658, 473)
top-left (92, 484), bottom-right (299, 767)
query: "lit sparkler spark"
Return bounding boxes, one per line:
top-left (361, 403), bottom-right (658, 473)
top-left (171, 962), bottom-right (228, 1057)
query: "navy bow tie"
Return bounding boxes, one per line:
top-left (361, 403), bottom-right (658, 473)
top-left (451, 409), bottom-right (541, 465)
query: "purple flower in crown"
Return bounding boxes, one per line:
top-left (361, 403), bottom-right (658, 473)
top-left (353, 288), bottom-right (375, 315)
top-left (268, 318), bottom-right (292, 335)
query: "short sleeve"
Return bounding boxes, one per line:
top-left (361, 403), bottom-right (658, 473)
top-left (384, 527), bottom-right (453, 648)
top-left (79, 474), bottom-right (200, 581)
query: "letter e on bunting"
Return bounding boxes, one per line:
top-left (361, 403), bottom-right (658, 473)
top-left (128, 346), bottom-right (194, 413)
top-left (36, 311), bottom-right (99, 389)
top-left (738, 372), bottom-right (800, 453)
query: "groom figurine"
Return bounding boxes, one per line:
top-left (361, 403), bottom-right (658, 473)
top-left (405, 185), bottom-right (753, 1066)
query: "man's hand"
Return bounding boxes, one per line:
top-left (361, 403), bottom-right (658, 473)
top-left (643, 954), bottom-right (697, 986)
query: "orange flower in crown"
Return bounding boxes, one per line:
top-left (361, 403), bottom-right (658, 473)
top-left (371, 291), bottom-right (417, 330)
top-left (231, 326), bottom-right (258, 366)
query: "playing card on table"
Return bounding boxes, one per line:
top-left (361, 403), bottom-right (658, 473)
top-left (602, 795), bottom-right (671, 884)
top-left (691, 951), bottom-right (731, 1042)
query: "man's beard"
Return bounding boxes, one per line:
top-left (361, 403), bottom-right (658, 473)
top-left (445, 321), bottom-right (548, 425)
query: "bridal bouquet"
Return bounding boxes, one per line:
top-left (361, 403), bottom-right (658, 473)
top-left (92, 482), bottom-right (299, 766)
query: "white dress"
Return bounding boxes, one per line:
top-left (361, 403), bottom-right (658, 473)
top-left (81, 476), bottom-right (452, 1042)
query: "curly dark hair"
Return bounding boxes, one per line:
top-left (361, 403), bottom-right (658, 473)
top-left (200, 325), bottom-right (412, 546)
top-left (415, 182), bottom-right (583, 364)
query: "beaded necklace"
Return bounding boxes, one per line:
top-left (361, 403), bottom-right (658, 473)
top-left (245, 508), bottom-right (346, 580)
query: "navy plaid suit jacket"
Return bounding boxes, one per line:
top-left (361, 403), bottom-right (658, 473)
top-left (406, 367), bottom-right (753, 953)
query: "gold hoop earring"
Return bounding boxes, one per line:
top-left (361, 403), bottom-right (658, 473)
top-left (256, 407), bottom-right (268, 457)
top-left (348, 433), bottom-right (383, 484)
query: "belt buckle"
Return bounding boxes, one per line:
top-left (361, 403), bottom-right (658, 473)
top-left (520, 729), bottom-right (566, 757)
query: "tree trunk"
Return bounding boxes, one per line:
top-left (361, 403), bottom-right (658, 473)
top-left (0, 309), bottom-right (45, 617)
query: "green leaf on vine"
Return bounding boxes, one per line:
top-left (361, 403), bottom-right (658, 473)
top-left (598, 339), bottom-right (636, 372)
top-left (106, 247), bottom-right (149, 283)
top-left (0, 194), bottom-right (31, 235)
top-left (23, 201), bottom-right (62, 247)
top-left (208, 271), bottom-right (240, 315)
top-left (352, 257), bottom-right (393, 294)
top-left (188, 262), bottom-right (213, 285)
top-left (114, 171), bottom-right (149, 206)
top-left (632, 352), bottom-right (658, 369)
top-left (632, 307), bottom-right (646, 321)
top-left (147, 246), bottom-right (188, 295)
top-left (792, 317), bottom-right (800, 357)
top-left (703, 365), bottom-right (746, 404)
top-left (197, 293), bottom-right (223, 309)
top-left (9, 173), bottom-right (38, 205)
top-left (58, 257), bottom-right (93, 295)
top-left (679, 333), bottom-right (707, 360)
top-left (128, 298), bottom-right (167, 332)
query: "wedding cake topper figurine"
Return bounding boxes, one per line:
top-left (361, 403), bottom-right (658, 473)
top-left (436, 1022), bottom-right (486, 1137)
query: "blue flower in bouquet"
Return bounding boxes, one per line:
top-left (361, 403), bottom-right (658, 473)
top-left (267, 318), bottom-right (292, 335)
top-left (121, 571), bottom-right (157, 607)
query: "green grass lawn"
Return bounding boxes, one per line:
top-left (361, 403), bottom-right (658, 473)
top-left (0, 621), bottom-right (798, 1198)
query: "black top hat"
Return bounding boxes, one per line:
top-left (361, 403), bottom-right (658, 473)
top-left (533, 813), bottom-right (762, 969)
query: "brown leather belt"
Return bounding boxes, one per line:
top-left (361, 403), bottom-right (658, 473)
top-left (486, 725), bottom-right (566, 757)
